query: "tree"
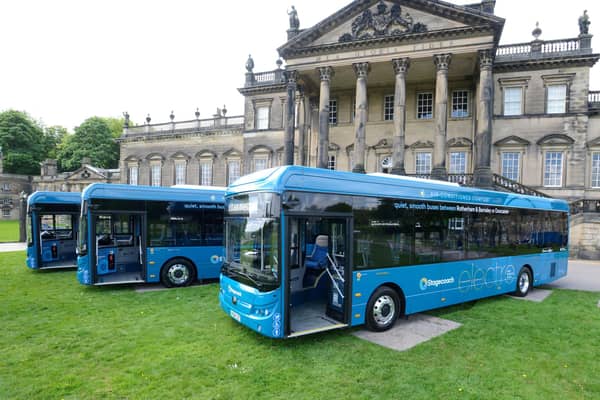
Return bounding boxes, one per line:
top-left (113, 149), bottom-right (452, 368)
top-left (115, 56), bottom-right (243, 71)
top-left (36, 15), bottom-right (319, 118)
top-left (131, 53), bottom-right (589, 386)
top-left (57, 117), bottom-right (119, 172)
top-left (0, 110), bottom-right (46, 175)
top-left (43, 125), bottom-right (68, 159)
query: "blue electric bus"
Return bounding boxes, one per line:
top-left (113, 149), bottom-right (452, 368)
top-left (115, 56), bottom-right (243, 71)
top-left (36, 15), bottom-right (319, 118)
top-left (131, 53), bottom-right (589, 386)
top-left (219, 166), bottom-right (569, 338)
top-left (77, 183), bottom-right (225, 287)
top-left (26, 191), bottom-right (81, 270)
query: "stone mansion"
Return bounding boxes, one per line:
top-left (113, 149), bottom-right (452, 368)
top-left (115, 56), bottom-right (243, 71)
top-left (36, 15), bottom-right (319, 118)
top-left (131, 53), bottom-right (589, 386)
top-left (112, 0), bottom-right (599, 257)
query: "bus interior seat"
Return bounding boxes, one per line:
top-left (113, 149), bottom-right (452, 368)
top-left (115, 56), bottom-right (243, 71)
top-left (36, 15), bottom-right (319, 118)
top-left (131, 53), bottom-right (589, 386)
top-left (303, 235), bottom-right (329, 287)
top-left (305, 235), bottom-right (328, 270)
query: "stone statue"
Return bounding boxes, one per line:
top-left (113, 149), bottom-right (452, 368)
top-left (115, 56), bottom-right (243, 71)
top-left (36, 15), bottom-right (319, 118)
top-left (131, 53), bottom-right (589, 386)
top-left (122, 111), bottom-right (130, 128)
top-left (245, 54), bottom-right (254, 73)
top-left (579, 10), bottom-right (590, 35)
top-left (288, 6), bottom-right (300, 30)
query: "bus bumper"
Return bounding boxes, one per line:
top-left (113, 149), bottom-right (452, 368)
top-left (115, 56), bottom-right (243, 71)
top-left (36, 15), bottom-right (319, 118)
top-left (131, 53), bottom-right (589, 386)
top-left (219, 274), bottom-right (283, 338)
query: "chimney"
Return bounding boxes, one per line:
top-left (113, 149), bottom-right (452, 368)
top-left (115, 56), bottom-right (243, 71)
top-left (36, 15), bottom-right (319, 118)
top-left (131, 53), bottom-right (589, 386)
top-left (41, 159), bottom-right (58, 177)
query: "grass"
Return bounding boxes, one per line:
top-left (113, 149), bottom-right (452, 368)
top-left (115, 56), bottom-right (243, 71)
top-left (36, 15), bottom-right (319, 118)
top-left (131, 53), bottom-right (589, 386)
top-left (0, 220), bottom-right (19, 242)
top-left (1, 250), bottom-right (599, 399)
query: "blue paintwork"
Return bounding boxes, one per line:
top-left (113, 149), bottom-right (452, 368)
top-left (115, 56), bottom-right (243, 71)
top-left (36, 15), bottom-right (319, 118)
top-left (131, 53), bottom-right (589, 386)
top-left (349, 251), bottom-right (568, 326)
top-left (222, 166), bottom-right (570, 338)
top-left (219, 275), bottom-right (284, 338)
top-left (26, 191), bottom-right (81, 270)
top-left (77, 254), bottom-right (91, 284)
top-left (77, 183), bottom-right (226, 285)
top-left (228, 166), bottom-right (569, 213)
top-left (81, 183), bottom-right (225, 203)
top-left (146, 246), bottom-right (224, 282)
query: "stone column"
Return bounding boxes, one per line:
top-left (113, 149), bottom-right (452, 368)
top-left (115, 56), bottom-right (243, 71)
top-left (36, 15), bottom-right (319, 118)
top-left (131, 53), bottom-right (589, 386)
top-left (352, 62), bottom-right (370, 173)
top-left (474, 49), bottom-right (495, 188)
top-left (317, 66), bottom-right (334, 169)
top-left (297, 90), bottom-right (307, 166)
top-left (431, 53), bottom-right (452, 181)
top-left (391, 58), bottom-right (410, 175)
top-left (284, 70), bottom-right (298, 165)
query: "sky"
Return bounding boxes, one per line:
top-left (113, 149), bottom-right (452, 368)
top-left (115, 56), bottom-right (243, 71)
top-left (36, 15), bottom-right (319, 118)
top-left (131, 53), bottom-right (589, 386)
top-left (1, 0), bottom-right (599, 131)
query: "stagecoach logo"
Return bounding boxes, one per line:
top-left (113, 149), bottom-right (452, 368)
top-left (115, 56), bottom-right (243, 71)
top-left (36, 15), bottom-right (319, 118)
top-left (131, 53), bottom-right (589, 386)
top-left (210, 255), bottom-right (223, 264)
top-left (273, 313), bottom-right (281, 337)
top-left (420, 277), bottom-right (455, 291)
top-left (228, 285), bottom-right (242, 297)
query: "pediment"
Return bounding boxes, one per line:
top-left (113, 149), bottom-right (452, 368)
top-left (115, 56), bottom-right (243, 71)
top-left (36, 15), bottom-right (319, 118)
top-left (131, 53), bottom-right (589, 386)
top-left (447, 137), bottom-right (473, 148)
top-left (494, 135), bottom-right (530, 147)
top-left (279, 0), bottom-right (504, 57)
top-left (537, 134), bottom-right (574, 146)
top-left (409, 140), bottom-right (434, 149)
top-left (371, 138), bottom-right (392, 149)
top-left (587, 137), bottom-right (600, 148)
top-left (64, 166), bottom-right (107, 181)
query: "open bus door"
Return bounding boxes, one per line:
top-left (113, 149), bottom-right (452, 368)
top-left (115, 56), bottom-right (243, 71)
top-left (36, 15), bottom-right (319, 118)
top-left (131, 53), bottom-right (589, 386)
top-left (285, 215), bottom-right (352, 337)
top-left (91, 212), bottom-right (146, 285)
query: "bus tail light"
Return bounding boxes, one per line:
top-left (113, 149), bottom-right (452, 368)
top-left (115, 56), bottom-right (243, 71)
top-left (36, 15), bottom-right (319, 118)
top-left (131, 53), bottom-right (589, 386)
top-left (51, 244), bottom-right (58, 259)
top-left (108, 252), bottom-right (115, 270)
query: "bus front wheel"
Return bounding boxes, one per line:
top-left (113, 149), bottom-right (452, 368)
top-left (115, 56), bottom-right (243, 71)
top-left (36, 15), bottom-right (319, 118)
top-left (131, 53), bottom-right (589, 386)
top-left (365, 286), bottom-right (400, 332)
top-left (161, 259), bottom-right (196, 288)
top-left (514, 267), bottom-right (532, 297)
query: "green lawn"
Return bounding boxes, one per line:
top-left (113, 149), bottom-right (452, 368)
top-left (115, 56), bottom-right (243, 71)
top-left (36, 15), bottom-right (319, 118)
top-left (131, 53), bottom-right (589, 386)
top-left (0, 220), bottom-right (19, 242)
top-left (1, 251), bottom-right (599, 399)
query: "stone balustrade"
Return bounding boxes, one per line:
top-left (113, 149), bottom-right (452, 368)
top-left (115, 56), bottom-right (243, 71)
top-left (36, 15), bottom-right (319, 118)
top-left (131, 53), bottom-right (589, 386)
top-left (123, 116), bottom-right (244, 138)
top-left (496, 36), bottom-right (592, 62)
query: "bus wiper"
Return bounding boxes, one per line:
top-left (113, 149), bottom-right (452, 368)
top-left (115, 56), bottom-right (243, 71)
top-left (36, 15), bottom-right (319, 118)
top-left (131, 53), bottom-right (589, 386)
top-left (239, 270), bottom-right (263, 289)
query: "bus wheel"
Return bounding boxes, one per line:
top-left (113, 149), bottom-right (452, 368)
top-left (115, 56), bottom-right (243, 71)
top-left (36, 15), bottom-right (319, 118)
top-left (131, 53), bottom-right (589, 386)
top-left (514, 267), bottom-right (532, 297)
top-left (161, 259), bottom-right (196, 288)
top-left (366, 286), bottom-right (400, 332)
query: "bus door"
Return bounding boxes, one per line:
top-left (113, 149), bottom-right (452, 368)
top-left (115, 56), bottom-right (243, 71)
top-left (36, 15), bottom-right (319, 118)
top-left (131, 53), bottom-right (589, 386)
top-left (38, 213), bottom-right (77, 268)
top-left (285, 215), bottom-right (351, 337)
top-left (92, 212), bottom-right (146, 284)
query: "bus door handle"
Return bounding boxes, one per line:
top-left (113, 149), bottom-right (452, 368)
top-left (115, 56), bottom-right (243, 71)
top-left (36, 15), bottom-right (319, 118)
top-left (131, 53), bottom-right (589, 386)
top-left (138, 236), bottom-right (142, 263)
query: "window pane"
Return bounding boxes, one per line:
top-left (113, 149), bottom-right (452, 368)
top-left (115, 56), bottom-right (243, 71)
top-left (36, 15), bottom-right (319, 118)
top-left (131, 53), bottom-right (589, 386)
top-left (128, 166), bottom-right (138, 185)
top-left (415, 153), bottom-right (431, 175)
top-left (328, 155), bottom-right (336, 170)
top-left (151, 164), bottom-right (161, 187)
top-left (175, 163), bottom-right (186, 185)
top-left (384, 95), bottom-right (394, 121)
top-left (417, 93), bottom-right (433, 119)
top-left (547, 85), bottom-right (567, 114)
top-left (254, 158), bottom-right (268, 172)
top-left (228, 160), bottom-right (240, 185)
top-left (501, 152), bottom-right (520, 181)
top-left (504, 87), bottom-right (522, 116)
top-left (544, 151), bottom-right (563, 187)
top-left (592, 153), bottom-right (600, 188)
top-left (257, 107), bottom-right (269, 130)
top-left (449, 152), bottom-right (466, 174)
top-left (451, 90), bottom-right (469, 118)
top-left (329, 100), bottom-right (337, 124)
top-left (200, 161), bottom-right (212, 186)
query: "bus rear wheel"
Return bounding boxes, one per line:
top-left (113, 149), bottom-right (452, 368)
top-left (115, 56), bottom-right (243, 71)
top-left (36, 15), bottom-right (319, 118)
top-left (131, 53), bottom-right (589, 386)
top-left (161, 259), bottom-right (196, 288)
top-left (365, 286), bottom-right (400, 332)
top-left (514, 267), bottom-right (532, 297)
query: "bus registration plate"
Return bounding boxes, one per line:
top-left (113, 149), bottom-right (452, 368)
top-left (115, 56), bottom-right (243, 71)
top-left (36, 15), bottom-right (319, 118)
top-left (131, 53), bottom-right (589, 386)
top-left (230, 310), bottom-right (241, 322)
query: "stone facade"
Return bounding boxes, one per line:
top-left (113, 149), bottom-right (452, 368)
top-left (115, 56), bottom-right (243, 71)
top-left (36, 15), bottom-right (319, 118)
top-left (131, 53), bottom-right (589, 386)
top-left (0, 149), bottom-right (31, 220)
top-left (32, 158), bottom-right (120, 193)
top-left (117, 0), bottom-right (600, 258)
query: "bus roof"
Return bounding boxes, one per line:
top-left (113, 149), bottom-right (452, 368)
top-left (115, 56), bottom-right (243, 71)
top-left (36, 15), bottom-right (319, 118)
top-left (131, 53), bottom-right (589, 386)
top-left (227, 166), bottom-right (569, 212)
top-left (27, 191), bottom-right (81, 207)
top-left (82, 183), bottom-right (225, 203)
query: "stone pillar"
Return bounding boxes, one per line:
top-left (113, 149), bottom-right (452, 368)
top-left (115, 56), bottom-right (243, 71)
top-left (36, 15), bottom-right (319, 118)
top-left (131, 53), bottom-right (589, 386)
top-left (474, 49), bottom-right (495, 188)
top-left (284, 70), bottom-right (298, 165)
top-left (297, 90), bottom-right (307, 166)
top-left (317, 67), bottom-right (334, 169)
top-left (431, 53), bottom-right (452, 181)
top-left (352, 62), bottom-right (370, 174)
top-left (391, 58), bottom-right (410, 175)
